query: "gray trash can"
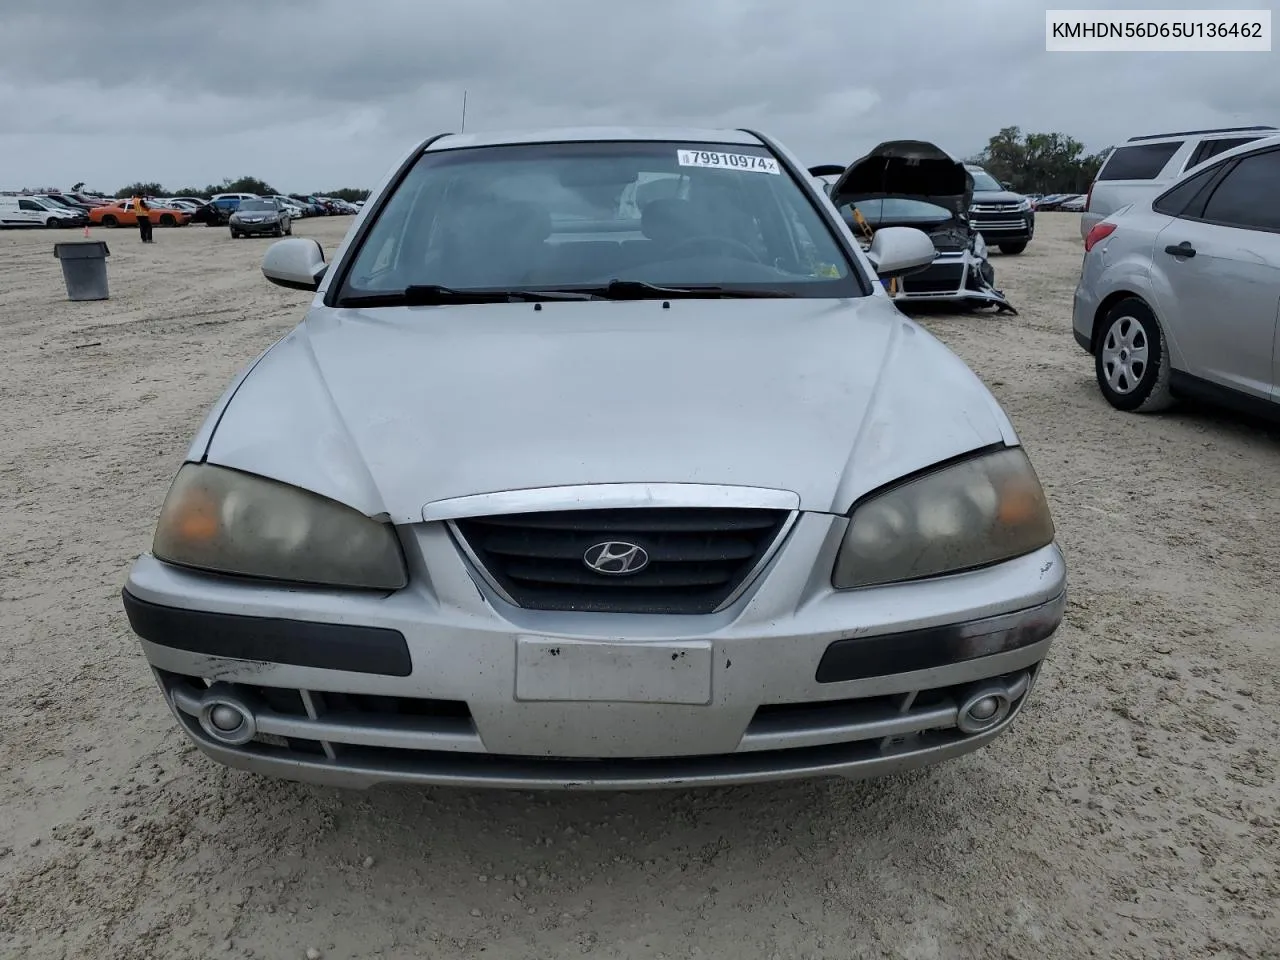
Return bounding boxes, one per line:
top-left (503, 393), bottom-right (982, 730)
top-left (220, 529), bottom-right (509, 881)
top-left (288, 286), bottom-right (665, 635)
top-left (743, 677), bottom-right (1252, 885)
top-left (53, 240), bottom-right (111, 301)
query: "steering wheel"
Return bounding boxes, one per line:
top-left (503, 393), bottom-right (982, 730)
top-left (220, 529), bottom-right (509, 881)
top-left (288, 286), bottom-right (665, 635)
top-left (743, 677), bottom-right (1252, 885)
top-left (663, 235), bottom-right (764, 264)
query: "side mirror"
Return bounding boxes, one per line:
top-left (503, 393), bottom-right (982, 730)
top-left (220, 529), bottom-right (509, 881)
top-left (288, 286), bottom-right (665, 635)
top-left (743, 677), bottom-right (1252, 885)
top-left (262, 237), bottom-right (327, 291)
top-left (864, 226), bottom-right (936, 280)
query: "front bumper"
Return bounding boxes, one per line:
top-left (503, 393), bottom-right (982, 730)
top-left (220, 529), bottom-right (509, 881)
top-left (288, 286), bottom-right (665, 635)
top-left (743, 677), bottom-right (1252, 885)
top-left (122, 513), bottom-right (1067, 790)
top-left (231, 219), bottom-right (282, 235)
top-left (885, 250), bottom-right (1016, 313)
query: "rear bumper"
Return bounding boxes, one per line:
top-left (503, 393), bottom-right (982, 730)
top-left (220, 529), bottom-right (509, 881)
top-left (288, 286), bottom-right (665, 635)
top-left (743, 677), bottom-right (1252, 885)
top-left (122, 521), bottom-right (1067, 790)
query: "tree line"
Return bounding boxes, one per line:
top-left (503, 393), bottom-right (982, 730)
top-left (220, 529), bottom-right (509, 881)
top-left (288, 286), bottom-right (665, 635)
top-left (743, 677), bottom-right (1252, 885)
top-left (93, 176), bottom-right (371, 203)
top-left (74, 127), bottom-right (1115, 203)
top-left (966, 127), bottom-right (1112, 195)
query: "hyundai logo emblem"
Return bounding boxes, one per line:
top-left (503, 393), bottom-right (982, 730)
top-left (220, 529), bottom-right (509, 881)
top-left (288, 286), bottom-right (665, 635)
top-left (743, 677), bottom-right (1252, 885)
top-left (582, 541), bottom-right (650, 576)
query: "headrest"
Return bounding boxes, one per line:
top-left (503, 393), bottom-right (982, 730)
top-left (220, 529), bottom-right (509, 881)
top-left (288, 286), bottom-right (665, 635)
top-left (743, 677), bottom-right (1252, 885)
top-left (641, 198), bottom-right (698, 243)
top-left (443, 198), bottom-right (552, 245)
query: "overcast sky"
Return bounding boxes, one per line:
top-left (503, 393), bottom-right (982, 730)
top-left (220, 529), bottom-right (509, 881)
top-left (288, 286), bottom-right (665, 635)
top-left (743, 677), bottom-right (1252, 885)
top-left (1, 0), bottom-right (1274, 193)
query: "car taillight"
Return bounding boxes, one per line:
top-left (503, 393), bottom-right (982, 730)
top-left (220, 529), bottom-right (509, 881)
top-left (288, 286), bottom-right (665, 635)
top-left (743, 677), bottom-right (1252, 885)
top-left (1084, 181), bottom-right (1094, 211)
top-left (1083, 222), bottom-right (1116, 253)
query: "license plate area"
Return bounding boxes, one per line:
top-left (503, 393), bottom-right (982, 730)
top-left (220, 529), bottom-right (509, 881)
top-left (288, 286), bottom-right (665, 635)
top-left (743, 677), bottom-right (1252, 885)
top-left (514, 637), bottom-right (713, 705)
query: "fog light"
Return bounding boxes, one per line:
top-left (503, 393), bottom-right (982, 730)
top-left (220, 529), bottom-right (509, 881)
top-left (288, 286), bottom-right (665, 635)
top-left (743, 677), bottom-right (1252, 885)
top-left (210, 704), bottom-right (243, 731)
top-left (197, 697), bottom-right (256, 745)
top-left (956, 686), bottom-right (1013, 734)
top-left (968, 696), bottom-right (999, 720)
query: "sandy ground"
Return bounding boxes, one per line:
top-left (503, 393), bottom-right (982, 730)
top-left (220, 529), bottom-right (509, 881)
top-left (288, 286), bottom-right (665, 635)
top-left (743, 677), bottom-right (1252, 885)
top-left (1, 213), bottom-right (1277, 960)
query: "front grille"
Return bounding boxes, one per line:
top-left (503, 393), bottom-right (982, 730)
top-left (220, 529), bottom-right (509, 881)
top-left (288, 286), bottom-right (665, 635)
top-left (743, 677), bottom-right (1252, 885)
top-left (972, 217), bottom-right (1028, 231)
top-left (970, 203), bottom-right (1023, 213)
top-left (452, 507), bottom-right (791, 614)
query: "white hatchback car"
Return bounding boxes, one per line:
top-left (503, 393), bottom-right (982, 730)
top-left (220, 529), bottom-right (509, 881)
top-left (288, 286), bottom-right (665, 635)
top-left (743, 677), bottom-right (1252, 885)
top-left (122, 126), bottom-right (1066, 791)
top-left (1073, 135), bottom-right (1280, 417)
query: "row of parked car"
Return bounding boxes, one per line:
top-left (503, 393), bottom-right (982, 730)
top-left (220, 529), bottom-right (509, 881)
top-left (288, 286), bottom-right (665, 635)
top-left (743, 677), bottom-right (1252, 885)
top-left (1028, 193), bottom-right (1087, 212)
top-left (0, 190), bottom-right (362, 229)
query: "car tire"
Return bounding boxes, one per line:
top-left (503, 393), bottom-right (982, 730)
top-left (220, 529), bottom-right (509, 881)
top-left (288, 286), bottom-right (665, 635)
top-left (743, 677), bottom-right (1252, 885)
top-left (999, 242), bottom-right (1028, 255)
top-left (284, 220), bottom-right (293, 236)
top-left (159, 213), bottom-right (176, 227)
top-left (101, 215), bottom-right (118, 227)
top-left (48, 218), bottom-right (63, 229)
top-left (230, 230), bottom-right (240, 239)
top-left (1094, 297), bottom-right (1173, 413)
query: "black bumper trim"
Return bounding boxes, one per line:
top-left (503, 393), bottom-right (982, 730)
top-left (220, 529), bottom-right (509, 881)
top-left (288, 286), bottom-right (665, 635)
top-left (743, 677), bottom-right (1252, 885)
top-left (122, 589), bottom-right (412, 677)
top-left (815, 591), bottom-right (1065, 684)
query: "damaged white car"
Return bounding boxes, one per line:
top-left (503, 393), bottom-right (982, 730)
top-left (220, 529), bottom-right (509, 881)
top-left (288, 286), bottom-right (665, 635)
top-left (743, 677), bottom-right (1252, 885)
top-left (810, 140), bottom-right (1016, 313)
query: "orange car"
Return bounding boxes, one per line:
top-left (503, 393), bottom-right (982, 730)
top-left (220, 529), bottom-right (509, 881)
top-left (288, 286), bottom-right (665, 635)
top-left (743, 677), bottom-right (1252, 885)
top-left (89, 199), bottom-right (191, 228)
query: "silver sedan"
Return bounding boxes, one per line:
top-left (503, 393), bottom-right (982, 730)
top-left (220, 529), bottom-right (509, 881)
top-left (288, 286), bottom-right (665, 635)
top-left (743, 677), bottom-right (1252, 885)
top-left (122, 126), bottom-right (1066, 791)
top-left (1073, 134), bottom-right (1280, 417)
top-left (229, 198), bottom-right (292, 238)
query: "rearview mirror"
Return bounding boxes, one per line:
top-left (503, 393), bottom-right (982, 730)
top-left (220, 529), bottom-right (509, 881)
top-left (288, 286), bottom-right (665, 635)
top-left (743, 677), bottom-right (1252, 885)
top-left (262, 237), bottom-right (327, 291)
top-left (864, 226), bottom-right (936, 280)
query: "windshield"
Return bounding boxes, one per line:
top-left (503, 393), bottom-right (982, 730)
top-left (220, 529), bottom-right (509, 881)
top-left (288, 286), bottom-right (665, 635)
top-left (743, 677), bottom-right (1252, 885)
top-left (238, 199), bottom-right (275, 212)
top-left (337, 140), bottom-right (863, 300)
top-left (843, 197), bottom-right (954, 227)
top-left (968, 169), bottom-right (1003, 191)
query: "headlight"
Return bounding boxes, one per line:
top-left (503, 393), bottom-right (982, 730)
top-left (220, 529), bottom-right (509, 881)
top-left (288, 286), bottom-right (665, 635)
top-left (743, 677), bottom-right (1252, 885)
top-left (1012, 199), bottom-right (1032, 212)
top-left (152, 463), bottom-right (407, 589)
top-left (832, 447), bottom-right (1054, 589)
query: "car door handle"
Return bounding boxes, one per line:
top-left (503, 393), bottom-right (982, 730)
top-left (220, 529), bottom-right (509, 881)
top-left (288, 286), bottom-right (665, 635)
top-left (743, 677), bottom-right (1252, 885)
top-left (1164, 241), bottom-right (1196, 258)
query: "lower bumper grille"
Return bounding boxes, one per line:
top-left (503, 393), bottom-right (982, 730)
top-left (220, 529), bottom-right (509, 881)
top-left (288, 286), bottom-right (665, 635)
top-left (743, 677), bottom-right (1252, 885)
top-left (156, 664), bottom-right (1041, 788)
top-left (451, 507), bottom-right (791, 614)
top-left (901, 261), bottom-right (965, 295)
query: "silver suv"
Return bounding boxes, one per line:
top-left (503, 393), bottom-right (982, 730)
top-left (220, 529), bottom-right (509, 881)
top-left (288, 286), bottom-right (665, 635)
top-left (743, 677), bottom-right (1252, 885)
top-left (1080, 125), bottom-right (1276, 240)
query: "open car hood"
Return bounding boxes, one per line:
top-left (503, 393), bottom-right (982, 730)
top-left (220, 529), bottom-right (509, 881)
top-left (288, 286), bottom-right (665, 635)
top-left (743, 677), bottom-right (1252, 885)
top-left (822, 141), bottom-right (974, 217)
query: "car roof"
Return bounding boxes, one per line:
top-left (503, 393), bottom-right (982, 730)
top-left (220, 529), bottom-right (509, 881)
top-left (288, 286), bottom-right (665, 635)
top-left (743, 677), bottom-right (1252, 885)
top-left (425, 126), bottom-right (765, 151)
top-left (1124, 124), bottom-right (1277, 144)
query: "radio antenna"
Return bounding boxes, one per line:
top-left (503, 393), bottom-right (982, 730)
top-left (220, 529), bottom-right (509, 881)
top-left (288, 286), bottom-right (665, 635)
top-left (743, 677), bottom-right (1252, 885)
top-left (461, 90), bottom-right (468, 133)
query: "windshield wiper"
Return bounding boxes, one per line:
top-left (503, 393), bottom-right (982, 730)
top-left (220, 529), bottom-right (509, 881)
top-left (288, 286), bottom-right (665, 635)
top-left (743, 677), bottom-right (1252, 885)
top-left (586, 279), bottom-right (795, 300)
top-left (336, 285), bottom-right (597, 307)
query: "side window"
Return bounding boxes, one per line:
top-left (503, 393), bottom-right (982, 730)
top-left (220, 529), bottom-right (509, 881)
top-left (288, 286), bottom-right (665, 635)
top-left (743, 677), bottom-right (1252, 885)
top-left (1186, 136), bottom-right (1260, 169)
top-left (1200, 150), bottom-right (1280, 231)
top-left (1152, 164), bottom-right (1223, 218)
top-left (19, 199), bottom-right (41, 211)
top-left (1097, 141), bottom-right (1182, 181)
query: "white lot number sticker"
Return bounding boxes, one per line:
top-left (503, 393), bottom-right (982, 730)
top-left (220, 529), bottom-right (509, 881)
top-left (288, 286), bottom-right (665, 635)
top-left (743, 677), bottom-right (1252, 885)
top-left (677, 149), bottom-right (780, 175)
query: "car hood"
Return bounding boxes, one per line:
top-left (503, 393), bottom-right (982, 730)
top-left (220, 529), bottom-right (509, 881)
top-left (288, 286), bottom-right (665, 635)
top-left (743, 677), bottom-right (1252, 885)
top-left (829, 140), bottom-right (973, 217)
top-left (201, 299), bottom-right (1015, 522)
top-left (971, 190), bottom-right (1027, 205)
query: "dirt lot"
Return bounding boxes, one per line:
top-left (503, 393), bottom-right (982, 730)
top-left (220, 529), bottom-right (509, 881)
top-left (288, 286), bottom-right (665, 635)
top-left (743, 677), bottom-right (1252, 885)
top-left (1, 213), bottom-right (1277, 960)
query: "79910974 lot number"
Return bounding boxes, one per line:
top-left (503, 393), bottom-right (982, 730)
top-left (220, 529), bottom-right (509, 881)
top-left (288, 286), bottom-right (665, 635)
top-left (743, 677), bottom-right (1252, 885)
top-left (677, 150), bottom-right (781, 174)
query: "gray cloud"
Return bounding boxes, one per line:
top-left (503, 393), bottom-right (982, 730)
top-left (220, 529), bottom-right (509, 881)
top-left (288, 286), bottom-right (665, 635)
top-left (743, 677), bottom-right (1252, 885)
top-left (1, 0), bottom-right (1274, 192)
